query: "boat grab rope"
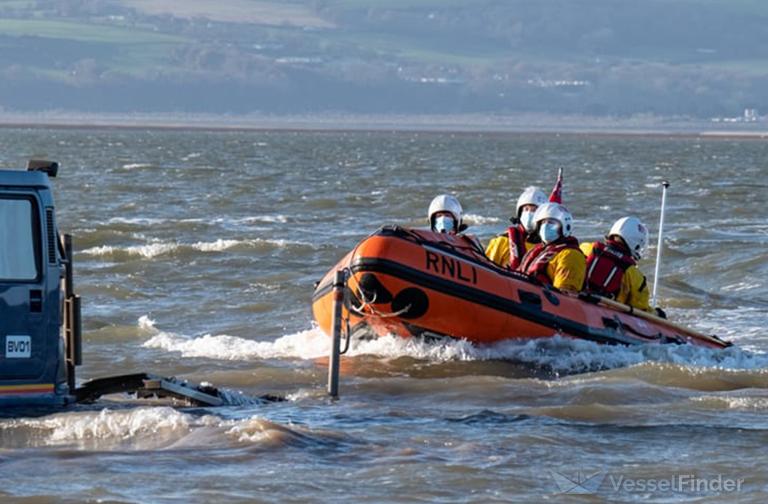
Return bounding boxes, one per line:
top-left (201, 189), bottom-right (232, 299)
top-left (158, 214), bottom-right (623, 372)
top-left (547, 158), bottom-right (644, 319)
top-left (350, 284), bottom-right (412, 318)
top-left (340, 235), bottom-right (414, 320)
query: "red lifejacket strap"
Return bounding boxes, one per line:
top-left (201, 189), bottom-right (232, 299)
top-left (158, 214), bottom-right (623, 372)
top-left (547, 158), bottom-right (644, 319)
top-left (584, 239), bottom-right (636, 298)
top-left (507, 225), bottom-right (528, 270)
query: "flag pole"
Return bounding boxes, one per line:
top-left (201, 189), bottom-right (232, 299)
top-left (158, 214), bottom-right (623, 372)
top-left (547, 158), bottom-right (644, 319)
top-left (549, 167), bottom-right (564, 203)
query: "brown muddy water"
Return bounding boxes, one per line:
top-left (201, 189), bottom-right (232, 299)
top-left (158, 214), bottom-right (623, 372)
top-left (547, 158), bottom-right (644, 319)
top-left (1, 128), bottom-right (767, 503)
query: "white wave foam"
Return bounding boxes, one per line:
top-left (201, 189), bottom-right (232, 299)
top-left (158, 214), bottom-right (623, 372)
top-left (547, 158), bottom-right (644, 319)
top-left (138, 315), bottom-right (157, 331)
top-left (338, 333), bottom-right (651, 373)
top-left (106, 217), bottom-right (210, 226)
top-left (243, 215), bottom-right (289, 224)
top-left (721, 280), bottom-right (764, 293)
top-left (143, 326), bottom-right (330, 360)
top-left (140, 319), bottom-right (768, 374)
top-left (121, 163), bottom-right (152, 170)
top-left (7, 407), bottom-right (198, 449)
top-left (463, 213), bottom-right (502, 225)
top-left (81, 242), bottom-right (178, 259)
top-left (81, 237), bottom-right (308, 259)
top-left (191, 215), bottom-right (287, 228)
top-left (108, 217), bottom-right (167, 225)
top-left (53, 407), bottom-right (192, 443)
top-left (3, 407), bottom-right (297, 450)
top-left (225, 418), bottom-right (293, 444)
top-left (483, 337), bottom-right (768, 373)
top-left (192, 239), bottom-right (243, 252)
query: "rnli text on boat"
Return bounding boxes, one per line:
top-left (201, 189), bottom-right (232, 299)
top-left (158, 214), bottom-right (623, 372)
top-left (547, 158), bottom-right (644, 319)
top-left (425, 250), bottom-right (478, 285)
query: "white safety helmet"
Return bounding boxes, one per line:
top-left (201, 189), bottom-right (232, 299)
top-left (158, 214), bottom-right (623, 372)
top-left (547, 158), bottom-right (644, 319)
top-left (515, 186), bottom-right (548, 217)
top-left (609, 216), bottom-right (649, 260)
top-left (533, 202), bottom-right (573, 238)
top-left (427, 194), bottom-right (463, 229)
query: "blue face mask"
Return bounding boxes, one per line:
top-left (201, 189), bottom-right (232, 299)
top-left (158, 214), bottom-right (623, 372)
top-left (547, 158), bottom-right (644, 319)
top-left (520, 210), bottom-right (536, 233)
top-left (433, 215), bottom-right (456, 234)
top-left (539, 222), bottom-right (561, 243)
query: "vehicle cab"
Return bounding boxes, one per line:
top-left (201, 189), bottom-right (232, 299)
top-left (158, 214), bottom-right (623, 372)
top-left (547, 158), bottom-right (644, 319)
top-left (0, 161), bottom-right (80, 407)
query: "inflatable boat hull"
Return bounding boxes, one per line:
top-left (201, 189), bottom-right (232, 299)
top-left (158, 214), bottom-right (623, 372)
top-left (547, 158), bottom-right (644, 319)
top-left (312, 227), bottom-right (729, 349)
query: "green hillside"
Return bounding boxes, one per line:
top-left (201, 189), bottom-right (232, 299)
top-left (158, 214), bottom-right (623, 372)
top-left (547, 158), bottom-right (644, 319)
top-left (0, 0), bottom-right (766, 116)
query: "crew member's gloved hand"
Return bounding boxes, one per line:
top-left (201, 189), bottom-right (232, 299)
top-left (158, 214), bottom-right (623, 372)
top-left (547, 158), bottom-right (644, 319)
top-left (654, 307), bottom-right (667, 319)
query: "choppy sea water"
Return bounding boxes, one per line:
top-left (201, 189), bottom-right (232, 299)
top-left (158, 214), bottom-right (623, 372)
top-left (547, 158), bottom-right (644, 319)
top-left (0, 128), bottom-right (767, 503)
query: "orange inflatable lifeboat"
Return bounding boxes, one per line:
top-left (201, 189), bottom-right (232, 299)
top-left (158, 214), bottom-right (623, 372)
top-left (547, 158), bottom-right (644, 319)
top-left (312, 226), bottom-right (731, 349)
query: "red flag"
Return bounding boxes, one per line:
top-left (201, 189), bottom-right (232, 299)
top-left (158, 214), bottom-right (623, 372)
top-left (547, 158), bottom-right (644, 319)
top-left (549, 167), bottom-right (563, 203)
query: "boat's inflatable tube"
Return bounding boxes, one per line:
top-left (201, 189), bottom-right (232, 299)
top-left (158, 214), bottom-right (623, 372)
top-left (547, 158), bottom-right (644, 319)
top-left (312, 226), bottom-right (730, 349)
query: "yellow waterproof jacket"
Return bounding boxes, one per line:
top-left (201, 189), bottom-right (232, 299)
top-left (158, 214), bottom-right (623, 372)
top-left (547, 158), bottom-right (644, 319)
top-left (485, 234), bottom-right (536, 268)
top-left (546, 248), bottom-right (586, 292)
top-left (580, 242), bottom-right (651, 312)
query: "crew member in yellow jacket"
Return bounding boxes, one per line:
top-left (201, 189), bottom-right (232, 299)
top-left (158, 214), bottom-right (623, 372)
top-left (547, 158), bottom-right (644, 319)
top-left (486, 186), bottom-right (548, 269)
top-left (518, 202), bottom-right (585, 292)
top-left (580, 216), bottom-right (651, 312)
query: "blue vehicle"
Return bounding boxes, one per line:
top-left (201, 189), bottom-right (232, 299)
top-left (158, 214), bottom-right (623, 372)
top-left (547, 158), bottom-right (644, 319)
top-left (0, 161), bottom-right (250, 410)
top-left (0, 161), bottom-right (80, 406)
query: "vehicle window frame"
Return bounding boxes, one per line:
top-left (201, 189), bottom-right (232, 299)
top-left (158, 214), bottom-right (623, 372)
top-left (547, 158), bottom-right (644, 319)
top-left (0, 195), bottom-right (42, 283)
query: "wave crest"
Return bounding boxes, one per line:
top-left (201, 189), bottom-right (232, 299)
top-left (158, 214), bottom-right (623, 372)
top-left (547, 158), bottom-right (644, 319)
top-left (463, 213), bottom-right (501, 225)
top-left (0, 407), bottom-right (344, 451)
top-left (80, 238), bottom-right (310, 260)
top-left (139, 318), bottom-right (768, 374)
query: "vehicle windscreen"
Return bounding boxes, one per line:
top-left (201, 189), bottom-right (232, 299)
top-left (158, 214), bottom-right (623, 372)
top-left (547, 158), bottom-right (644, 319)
top-left (0, 198), bottom-right (39, 281)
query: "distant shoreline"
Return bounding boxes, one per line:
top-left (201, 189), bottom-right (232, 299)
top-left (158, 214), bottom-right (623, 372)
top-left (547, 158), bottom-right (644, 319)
top-left (0, 113), bottom-right (766, 139)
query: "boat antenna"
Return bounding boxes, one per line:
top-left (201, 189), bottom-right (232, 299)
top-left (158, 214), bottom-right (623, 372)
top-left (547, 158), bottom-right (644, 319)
top-left (651, 181), bottom-right (670, 309)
